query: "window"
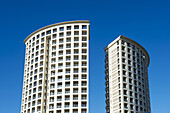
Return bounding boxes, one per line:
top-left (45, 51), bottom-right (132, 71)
top-left (128, 54), bottom-right (131, 59)
top-left (66, 37), bottom-right (71, 42)
top-left (57, 103), bottom-right (62, 108)
top-left (50, 84), bottom-right (55, 89)
top-left (122, 52), bottom-right (125, 57)
top-left (52, 52), bottom-right (56, 57)
top-left (59, 45), bottom-right (63, 49)
top-left (59, 33), bottom-right (64, 37)
top-left (65, 96), bottom-right (70, 101)
top-left (123, 77), bottom-right (126, 82)
top-left (33, 37), bottom-right (35, 41)
top-left (66, 50), bottom-right (71, 54)
top-left (73, 75), bottom-right (78, 79)
top-left (74, 31), bottom-right (79, 35)
top-left (123, 90), bottom-right (127, 95)
top-left (74, 49), bottom-right (79, 54)
top-left (74, 62), bottom-right (79, 66)
top-left (82, 31), bottom-right (87, 35)
top-left (37, 34), bottom-right (40, 39)
top-left (32, 42), bottom-right (35, 47)
top-left (57, 89), bottom-right (62, 94)
top-left (53, 34), bottom-right (57, 39)
top-left (121, 40), bottom-right (125, 45)
top-left (128, 48), bottom-right (131, 53)
top-left (74, 37), bottom-right (79, 41)
top-left (82, 62), bottom-right (87, 66)
top-left (46, 30), bottom-right (51, 35)
top-left (66, 62), bottom-right (71, 67)
top-left (67, 32), bottom-right (71, 36)
top-left (50, 97), bottom-right (54, 102)
top-left (82, 25), bottom-right (87, 29)
top-left (65, 75), bottom-right (70, 80)
top-left (74, 68), bottom-right (78, 73)
top-left (82, 43), bottom-right (87, 47)
top-left (51, 77), bottom-right (55, 82)
top-left (73, 109), bottom-right (78, 113)
top-left (127, 42), bottom-right (130, 47)
top-left (50, 90), bottom-right (54, 95)
top-left (81, 109), bottom-right (87, 113)
top-left (130, 91), bottom-right (133, 96)
top-left (123, 70), bottom-right (126, 75)
top-left (53, 28), bottom-right (57, 33)
top-left (64, 109), bottom-right (70, 113)
top-left (82, 37), bottom-right (87, 41)
top-left (73, 88), bottom-right (78, 93)
top-left (122, 46), bottom-right (125, 51)
top-left (65, 89), bottom-right (70, 94)
top-left (82, 74), bottom-right (87, 79)
top-left (58, 76), bottom-right (62, 81)
top-left (59, 51), bottom-right (63, 55)
top-left (122, 58), bottom-right (125, 63)
top-left (82, 81), bottom-right (87, 86)
top-left (74, 43), bottom-right (79, 47)
top-left (81, 102), bottom-right (87, 107)
top-left (41, 44), bottom-right (44, 48)
top-left (129, 78), bottom-right (132, 84)
top-left (60, 27), bottom-right (64, 31)
top-left (66, 44), bottom-right (71, 48)
top-left (73, 81), bottom-right (78, 86)
top-left (82, 68), bottom-right (87, 73)
top-left (124, 96), bottom-right (127, 102)
top-left (82, 95), bottom-right (87, 100)
top-left (73, 102), bottom-right (78, 107)
top-left (67, 26), bottom-right (71, 30)
top-left (66, 69), bottom-right (70, 74)
top-left (52, 40), bottom-right (56, 44)
top-left (82, 49), bottom-right (87, 53)
top-left (74, 25), bottom-right (79, 29)
top-left (123, 64), bottom-right (126, 69)
top-left (82, 55), bottom-right (87, 60)
top-left (66, 56), bottom-right (71, 61)
top-left (58, 83), bottom-right (62, 88)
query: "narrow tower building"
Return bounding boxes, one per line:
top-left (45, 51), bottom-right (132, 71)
top-left (105, 35), bottom-right (151, 113)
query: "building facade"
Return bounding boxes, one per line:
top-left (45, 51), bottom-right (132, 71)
top-left (105, 35), bottom-right (151, 113)
top-left (21, 20), bottom-right (90, 113)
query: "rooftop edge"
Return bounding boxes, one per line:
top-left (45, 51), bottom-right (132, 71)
top-left (24, 20), bottom-right (90, 43)
top-left (105, 35), bottom-right (150, 67)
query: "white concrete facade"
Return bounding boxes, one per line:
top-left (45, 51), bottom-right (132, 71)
top-left (21, 20), bottom-right (90, 113)
top-left (105, 35), bottom-right (151, 113)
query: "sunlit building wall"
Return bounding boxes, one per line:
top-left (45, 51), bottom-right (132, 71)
top-left (21, 20), bottom-right (90, 113)
top-left (105, 35), bottom-right (151, 113)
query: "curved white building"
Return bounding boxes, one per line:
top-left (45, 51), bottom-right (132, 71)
top-left (21, 20), bottom-right (90, 113)
top-left (105, 35), bottom-right (151, 113)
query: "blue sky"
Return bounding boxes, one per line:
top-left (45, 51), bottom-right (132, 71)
top-left (0, 0), bottom-right (170, 113)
